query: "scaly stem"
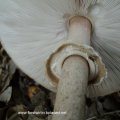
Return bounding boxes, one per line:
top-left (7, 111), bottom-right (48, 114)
top-left (52, 16), bottom-right (92, 120)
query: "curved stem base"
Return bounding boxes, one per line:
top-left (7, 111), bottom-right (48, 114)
top-left (52, 56), bottom-right (89, 120)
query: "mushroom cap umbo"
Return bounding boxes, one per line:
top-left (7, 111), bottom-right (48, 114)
top-left (0, 0), bottom-right (120, 97)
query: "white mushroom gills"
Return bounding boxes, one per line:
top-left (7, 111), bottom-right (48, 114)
top-left (52, 16), bottom-right (92, 120)
top-left (1, 0), bottom-right (120, 119)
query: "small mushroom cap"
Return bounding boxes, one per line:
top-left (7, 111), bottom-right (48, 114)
top-left (0, 0), bottom-right (120, 97)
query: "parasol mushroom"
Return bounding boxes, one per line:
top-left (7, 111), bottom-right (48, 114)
top-left (0, 0), bottom-right (120, 120)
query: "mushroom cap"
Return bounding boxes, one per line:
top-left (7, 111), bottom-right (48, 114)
top-left (0, 0), bottom-right (120, 97)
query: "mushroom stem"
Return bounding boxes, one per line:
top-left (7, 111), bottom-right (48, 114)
top-left (52, 56), bottom-right (89, 120)
top-left (52, 16), bottom-right (91, 120)
top-left (68, 16), bottom-right (91, 45)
